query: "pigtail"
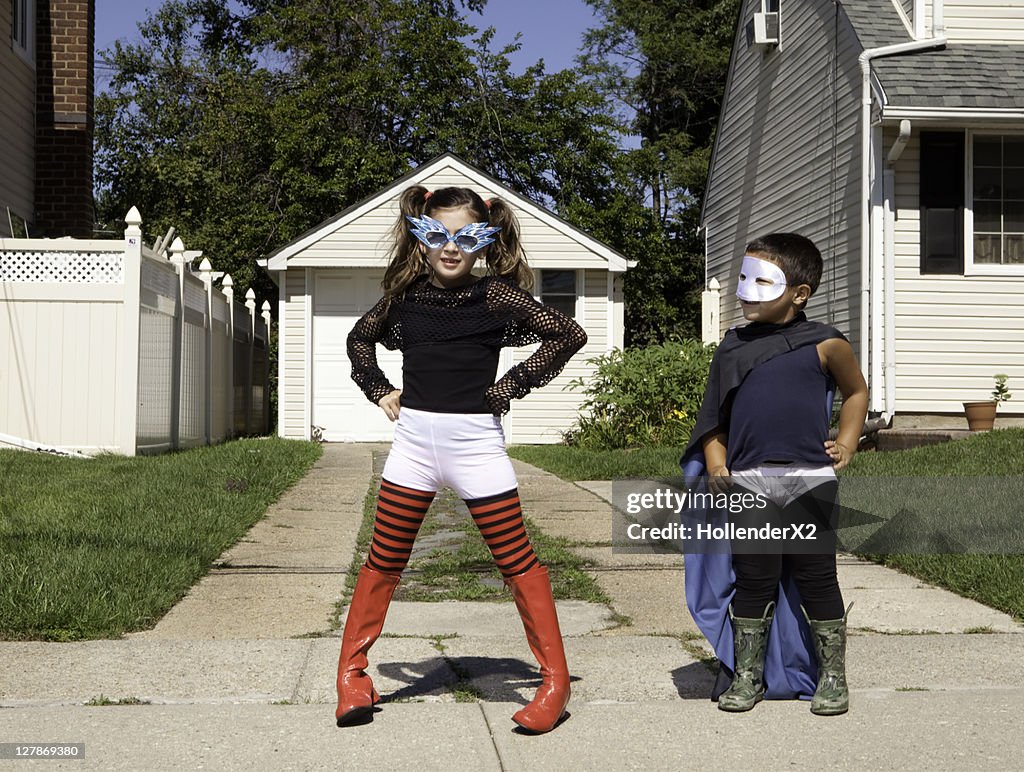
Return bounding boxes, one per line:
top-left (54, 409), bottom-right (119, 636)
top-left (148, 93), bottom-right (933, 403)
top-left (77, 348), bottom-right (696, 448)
top-left (484, 197), bottom-right (533, 291)
top-left (382, 185), bottom-right (431, 301)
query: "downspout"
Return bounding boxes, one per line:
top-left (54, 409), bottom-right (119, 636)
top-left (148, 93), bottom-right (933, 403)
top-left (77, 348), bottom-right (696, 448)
top-left (870, 128), bottom-right (884, 414)
top-left (933, 0), bottom-right (945, 37)
top-left (882, 119), bottom-right (912, 421)
top-left (858, 35), bottom-right (946, 410)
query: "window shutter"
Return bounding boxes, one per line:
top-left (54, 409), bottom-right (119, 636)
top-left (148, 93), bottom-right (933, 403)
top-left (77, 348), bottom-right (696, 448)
top-left (919, 132), bottom-right (964, 274)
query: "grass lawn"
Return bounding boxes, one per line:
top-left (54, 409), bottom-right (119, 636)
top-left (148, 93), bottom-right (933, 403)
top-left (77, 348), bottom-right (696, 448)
top-left (0, 438), bottom-right (322, 641)
top-left (841, 428), bottom-right (1024, 621)
top-left (510, 429), bottom-right (1024, 622)
top-left (508, 445), bottom-right (688, 480)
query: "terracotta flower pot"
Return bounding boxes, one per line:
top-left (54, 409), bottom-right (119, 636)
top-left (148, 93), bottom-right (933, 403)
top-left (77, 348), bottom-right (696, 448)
top-left (963, 400), bottom-right (997, 431)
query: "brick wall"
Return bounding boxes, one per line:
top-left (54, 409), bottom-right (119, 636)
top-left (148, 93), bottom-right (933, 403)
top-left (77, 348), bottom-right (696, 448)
top-left (34, 0), bottom-right (95, 238)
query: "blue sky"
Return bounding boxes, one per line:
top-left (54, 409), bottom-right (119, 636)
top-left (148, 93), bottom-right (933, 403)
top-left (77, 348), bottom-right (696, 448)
top-left (95, 0), bottom-right (602, 76)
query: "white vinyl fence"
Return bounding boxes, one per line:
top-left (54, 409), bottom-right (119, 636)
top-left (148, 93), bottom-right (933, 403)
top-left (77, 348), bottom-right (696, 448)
top-left (0, 207), bottom-right (270, 456)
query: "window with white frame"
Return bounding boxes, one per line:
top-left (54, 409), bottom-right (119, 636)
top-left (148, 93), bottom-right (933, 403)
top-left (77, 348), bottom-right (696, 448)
top-left (747, 0), bottom-right (780, 48)
top-left (12, 0), bottom-right (33, 60)
top-left (539, 270), bottom-right (577, 318)
top-left (919, 130), bottom-right (1024, 274)
top-left (970, 134), bottom-right (1024, 266)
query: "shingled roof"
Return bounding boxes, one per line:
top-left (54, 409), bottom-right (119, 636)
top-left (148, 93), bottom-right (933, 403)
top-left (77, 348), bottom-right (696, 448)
top-left (840, 0), bottom-right (1024, 111)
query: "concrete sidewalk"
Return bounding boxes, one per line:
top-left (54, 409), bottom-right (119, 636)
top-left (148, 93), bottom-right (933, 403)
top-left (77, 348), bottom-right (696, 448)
top-left (1, 443), bottom-right (1021, 770)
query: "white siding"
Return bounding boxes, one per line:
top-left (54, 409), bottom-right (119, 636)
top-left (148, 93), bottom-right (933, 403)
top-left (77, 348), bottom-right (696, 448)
top-left (281, 269), bottom-right (308, 438)
top-left (926, 0), bottom-right (1024, 42)
top-left (890, 133), bottom-right (1024, 413)
top-left (703, 0), bottom-right (864, 350)
top-left (0, 1), bottom-right (35, 234)
top-left (508, 269), bottom-right (605, 444)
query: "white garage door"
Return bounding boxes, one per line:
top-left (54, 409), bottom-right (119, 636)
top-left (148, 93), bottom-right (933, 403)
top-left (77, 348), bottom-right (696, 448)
top-left (312, 270), bottom-right (403, 441)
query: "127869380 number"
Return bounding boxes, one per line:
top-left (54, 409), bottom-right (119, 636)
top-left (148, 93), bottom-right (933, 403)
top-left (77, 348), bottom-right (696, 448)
top-left (0, 744), bottom-right (85, 759)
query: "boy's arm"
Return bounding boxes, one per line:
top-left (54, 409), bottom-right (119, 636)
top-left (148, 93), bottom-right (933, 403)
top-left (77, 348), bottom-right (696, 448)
top-left (821, 338), bottom-right (869, 470)
top-left (702, 429), bottom-right (732, 493)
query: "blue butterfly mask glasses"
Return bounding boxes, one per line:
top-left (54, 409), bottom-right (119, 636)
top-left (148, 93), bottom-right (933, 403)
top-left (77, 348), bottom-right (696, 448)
top-left (406, 214), bottom-right (501, 254)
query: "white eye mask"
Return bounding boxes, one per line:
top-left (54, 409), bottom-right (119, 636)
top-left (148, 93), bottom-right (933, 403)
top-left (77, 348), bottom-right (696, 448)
top-left (736, 255), bottom-right (788, 302)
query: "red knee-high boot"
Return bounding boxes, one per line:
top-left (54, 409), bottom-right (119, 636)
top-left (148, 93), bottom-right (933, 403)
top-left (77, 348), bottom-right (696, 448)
top-left (506, 565), bottom-right (571, 733)
top-left (335, 564), bottom-right (400, 726)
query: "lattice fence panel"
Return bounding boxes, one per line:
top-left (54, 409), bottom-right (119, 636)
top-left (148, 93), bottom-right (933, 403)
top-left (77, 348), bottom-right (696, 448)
top-left (0, 251), bottom-right (124, 284)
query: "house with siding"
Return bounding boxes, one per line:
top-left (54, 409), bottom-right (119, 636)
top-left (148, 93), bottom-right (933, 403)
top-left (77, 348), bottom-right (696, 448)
top-left (702, 0), bottom-right (1024, 426)
top-left (263, 153), bottom-right (631, 444)
top-left (1, 0), bottom-right (94, 238)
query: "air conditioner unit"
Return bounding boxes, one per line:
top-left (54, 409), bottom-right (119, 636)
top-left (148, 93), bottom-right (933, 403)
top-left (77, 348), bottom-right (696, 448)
top-left (753, 12), bottom-right (779, 46)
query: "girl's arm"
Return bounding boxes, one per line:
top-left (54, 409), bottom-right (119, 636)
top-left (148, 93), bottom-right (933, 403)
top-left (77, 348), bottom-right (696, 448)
top-left (347, 296), bottom-right (399, 406)
top-left (820, 338), bottom-right (869, 470)
top-left (484, 279), bottom-right (588, 414)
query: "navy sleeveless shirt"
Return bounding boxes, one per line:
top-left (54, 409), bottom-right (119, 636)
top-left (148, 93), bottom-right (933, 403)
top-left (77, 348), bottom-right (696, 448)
top-left (726, 343), bottom-right (832, 471)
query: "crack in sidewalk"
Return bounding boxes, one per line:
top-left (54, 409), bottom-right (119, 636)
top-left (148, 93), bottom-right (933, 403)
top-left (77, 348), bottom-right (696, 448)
top-left (209, 565), bottom-right (348, 574)
top-left (478, 702), bottom-right (508, 771)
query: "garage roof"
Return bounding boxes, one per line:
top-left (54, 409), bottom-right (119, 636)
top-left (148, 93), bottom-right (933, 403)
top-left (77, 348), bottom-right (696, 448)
top-left (262, 153), bottom-right (632, 273)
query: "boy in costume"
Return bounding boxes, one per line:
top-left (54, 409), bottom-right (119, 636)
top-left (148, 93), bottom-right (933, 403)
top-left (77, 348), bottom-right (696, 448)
top-left (681, 233), bottom-right (867, 714)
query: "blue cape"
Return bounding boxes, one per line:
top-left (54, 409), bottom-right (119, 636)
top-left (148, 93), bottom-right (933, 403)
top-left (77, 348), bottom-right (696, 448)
top-left (680, 315), bottom-right (843, 700)
top-left (681, 455), bottom-right (820, 700)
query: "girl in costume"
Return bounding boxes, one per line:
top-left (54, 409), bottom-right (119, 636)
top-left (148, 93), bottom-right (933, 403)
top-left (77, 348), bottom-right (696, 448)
top-left (335, 185), bottom-right (586, 733)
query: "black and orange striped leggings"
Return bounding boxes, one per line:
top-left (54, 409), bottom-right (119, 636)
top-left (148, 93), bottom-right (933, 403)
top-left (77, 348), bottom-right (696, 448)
top-left (367, 407), bottom-right (540, 577)
top-left (366, 480), bottom-right (539, 577)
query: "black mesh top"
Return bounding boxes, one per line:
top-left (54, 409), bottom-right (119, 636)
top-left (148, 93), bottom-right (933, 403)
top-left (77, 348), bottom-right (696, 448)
top-left (347, 275), bottom-right (588, 414)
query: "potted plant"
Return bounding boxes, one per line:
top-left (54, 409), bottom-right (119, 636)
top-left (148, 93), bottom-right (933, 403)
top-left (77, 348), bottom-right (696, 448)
top-left (963, 374), bottom-right (1012, 431)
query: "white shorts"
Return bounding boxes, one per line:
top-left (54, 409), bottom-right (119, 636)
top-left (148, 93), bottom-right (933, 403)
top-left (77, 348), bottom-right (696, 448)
top-left (381, 407), bottom-right (518, 500)
top-left (731, 465), bottom-right (836, 509)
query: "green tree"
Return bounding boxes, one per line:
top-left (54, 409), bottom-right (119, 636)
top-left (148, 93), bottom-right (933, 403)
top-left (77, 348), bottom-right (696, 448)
top-left (96, 1), bottom-right (283, 291)
top-left (579, 0), bottom-right (737, 345)
top-left (96, 0), bottom-right (737, 342)
top-left (95, 0), bottom-right (622, 300)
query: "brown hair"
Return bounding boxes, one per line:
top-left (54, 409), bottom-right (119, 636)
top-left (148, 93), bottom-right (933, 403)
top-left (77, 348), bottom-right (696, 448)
top-left (745, 232), bottom-right (823, 296)
top-left (381, 185), bottom-right (532, 301)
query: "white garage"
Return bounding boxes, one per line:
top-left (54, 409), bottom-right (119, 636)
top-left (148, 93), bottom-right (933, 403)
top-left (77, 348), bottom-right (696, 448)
top-left (263, 153), bottom-right (632, 444)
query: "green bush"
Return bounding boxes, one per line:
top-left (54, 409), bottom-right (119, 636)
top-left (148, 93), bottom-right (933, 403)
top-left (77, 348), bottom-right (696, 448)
top-left (564, 340), bottom-right (715, 449)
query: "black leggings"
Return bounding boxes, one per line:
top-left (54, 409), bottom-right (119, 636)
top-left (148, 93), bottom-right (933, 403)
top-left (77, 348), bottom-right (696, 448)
top-left (730, 482), bottom-right (845, 620)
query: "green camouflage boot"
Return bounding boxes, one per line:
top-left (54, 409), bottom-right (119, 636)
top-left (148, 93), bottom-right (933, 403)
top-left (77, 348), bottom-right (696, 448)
top-left (717, 602), bottom-right (774, 712)
top-left (804, 603), bottom-right (853, 716)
